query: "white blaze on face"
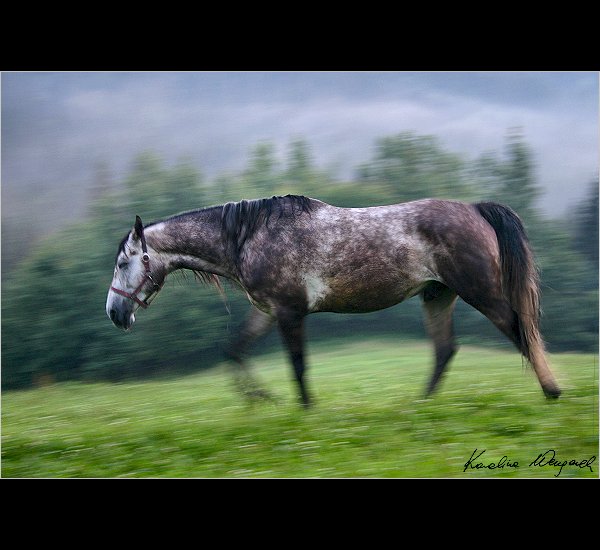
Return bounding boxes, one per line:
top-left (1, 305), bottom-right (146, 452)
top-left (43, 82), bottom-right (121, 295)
top-left (303, 273), bottom-right (329, 311)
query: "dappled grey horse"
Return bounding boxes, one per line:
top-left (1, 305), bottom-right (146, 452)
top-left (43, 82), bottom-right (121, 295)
top-left (106, 194), bottom-right (561, 406)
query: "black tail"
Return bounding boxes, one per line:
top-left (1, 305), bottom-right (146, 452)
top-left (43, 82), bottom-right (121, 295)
top-left (474, 201), bottom-right (542, 361)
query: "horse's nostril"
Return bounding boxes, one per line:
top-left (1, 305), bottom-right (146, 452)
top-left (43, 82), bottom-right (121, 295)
top-left (110, 309), bottom-right (118, 322)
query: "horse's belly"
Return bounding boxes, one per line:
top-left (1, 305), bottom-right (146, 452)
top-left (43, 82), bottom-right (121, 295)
top-left (306, 272), bottom-right (424, 314)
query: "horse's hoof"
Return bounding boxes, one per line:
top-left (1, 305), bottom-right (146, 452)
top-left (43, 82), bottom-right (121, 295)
top-left (247, 388), bottom-right (275, 401)
top-left (543, 386), bottom-right (561, 399)
top-left (299, 396), bottom-right (314, 409)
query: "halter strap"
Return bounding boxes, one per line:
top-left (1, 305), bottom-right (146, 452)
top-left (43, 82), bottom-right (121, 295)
top-left (139, 220), bottom-right (149, 256)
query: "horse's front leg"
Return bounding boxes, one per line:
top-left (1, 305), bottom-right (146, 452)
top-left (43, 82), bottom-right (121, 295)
top-left (227, 305), bottom-right (275, 400)
top-left (276, 307), bottom-right (311, 407)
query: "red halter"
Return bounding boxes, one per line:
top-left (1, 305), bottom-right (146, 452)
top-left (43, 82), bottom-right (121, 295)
top-left (110, 228), bottom-right (162, 309)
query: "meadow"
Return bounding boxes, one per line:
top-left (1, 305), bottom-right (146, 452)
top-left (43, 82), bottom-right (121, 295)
top-left (2, 338), bottom-right (598, 478)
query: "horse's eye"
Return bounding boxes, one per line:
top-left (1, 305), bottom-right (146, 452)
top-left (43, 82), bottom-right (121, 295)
top-left (118, 261), bottom-right (129, 270)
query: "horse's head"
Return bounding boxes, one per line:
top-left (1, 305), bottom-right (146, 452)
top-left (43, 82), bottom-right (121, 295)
top-left (106, 216), bottom-right (166, 331)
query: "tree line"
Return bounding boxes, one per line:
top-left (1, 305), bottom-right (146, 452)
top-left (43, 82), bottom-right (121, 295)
top-left (2, 131), bottom-right (597, 389)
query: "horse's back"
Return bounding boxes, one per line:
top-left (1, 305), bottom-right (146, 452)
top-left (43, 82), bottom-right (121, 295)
top-left (240, 197), bottom-right (499, 315)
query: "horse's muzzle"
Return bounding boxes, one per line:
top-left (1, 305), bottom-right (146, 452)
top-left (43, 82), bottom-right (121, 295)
top-left (108, 308), bottom-right (135, 331)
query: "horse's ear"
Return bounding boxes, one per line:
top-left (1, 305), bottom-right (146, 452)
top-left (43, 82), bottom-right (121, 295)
top-left (132, 215), bottom-right (144, 241)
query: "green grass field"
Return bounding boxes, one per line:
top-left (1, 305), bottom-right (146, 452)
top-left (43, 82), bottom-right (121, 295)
top-left (2, 338), bottom-right (598, 478)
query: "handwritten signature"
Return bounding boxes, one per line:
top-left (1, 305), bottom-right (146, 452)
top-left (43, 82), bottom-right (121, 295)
top-left (464, 448), bottom-right (596, 477)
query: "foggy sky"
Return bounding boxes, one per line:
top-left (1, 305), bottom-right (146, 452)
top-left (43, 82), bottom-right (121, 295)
top-left (2, 71), bottom-right (598, 238)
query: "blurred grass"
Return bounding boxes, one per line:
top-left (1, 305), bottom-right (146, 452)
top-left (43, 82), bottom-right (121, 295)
top-left (2, 338), bottom-right (597, 478)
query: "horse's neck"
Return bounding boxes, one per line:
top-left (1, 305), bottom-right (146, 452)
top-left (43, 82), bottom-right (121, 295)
top-left (145, 208), bottom-right (235, 279)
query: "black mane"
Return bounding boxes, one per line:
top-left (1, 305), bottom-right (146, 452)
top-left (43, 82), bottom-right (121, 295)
top-left (221, 194), bottom-right (313, 261)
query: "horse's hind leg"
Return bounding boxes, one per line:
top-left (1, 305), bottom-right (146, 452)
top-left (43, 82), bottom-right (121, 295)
top-left (467, 298), bottom-right (561, 398)
top-left (227, 305), bottom-right (275, 400)
top-left (421, 282), bottom-right (458, 397)
top-left (453, 282), bottom-right (561, 399)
